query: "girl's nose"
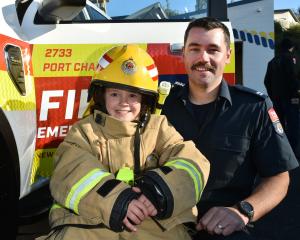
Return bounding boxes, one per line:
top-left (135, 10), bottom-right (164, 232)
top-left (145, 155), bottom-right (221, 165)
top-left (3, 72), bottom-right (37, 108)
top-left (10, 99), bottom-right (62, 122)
top-left (119, 95), bottom-right (129, 105)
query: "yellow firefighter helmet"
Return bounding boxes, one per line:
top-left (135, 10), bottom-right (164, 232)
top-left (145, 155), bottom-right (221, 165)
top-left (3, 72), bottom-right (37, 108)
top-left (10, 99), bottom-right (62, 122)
top-left (86, 44), bottom-right (159, 116)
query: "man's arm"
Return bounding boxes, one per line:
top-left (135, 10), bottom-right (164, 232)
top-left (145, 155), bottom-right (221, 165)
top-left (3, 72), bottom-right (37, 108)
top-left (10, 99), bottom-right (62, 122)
top-left (196, 171), bottom-right (289, 236)
top-left (244, 171), bottom-right (289, 221)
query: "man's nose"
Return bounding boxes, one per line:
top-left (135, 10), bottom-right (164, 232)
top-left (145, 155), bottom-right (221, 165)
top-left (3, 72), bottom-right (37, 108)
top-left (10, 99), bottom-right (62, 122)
top-left (198, 50), bottom-right (209, 62)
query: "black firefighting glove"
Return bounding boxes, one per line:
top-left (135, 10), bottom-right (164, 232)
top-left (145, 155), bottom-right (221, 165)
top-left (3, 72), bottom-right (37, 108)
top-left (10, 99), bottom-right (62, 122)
top-left (135, 170), bottom-right (174, 219)
top-left (109, 187), bottom-right (139, 232)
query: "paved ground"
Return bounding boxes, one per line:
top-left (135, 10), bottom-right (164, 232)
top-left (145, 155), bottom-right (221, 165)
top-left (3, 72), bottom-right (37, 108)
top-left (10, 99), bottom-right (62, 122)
top-left (17, 166), bottom-right (300, 240)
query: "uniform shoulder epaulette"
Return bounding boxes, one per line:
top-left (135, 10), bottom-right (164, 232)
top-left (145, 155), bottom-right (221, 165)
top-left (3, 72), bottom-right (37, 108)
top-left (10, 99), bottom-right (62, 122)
top-left (168, 81), bottom-right (185, 96)
top-left (233, 84), bottom-right (267, 99)
top-left (172, 81), bottom-right (185, 89)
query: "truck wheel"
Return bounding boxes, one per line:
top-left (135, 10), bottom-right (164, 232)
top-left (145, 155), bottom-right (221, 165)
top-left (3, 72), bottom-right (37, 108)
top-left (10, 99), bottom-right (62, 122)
top-left (0, 136), bottom-right (18, 237)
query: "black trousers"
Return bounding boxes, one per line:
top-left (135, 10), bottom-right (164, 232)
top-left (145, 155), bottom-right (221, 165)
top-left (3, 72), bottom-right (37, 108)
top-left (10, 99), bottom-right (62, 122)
top-left (273, 98), bottom-right (300, 159)
top-left (192, 230), bottom-right (256, 240)
top-left (285, 100), bottom-right (300, 159)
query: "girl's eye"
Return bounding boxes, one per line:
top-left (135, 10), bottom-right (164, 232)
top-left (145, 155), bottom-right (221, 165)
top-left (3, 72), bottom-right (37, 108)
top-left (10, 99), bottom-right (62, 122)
top-left (110, 92), bottom-right (118, 97)
top-left (129, 93), bottom-right (138, 98)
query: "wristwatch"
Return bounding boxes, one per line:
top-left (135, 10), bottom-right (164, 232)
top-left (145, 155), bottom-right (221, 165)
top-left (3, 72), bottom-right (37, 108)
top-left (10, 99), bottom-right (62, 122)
top-left (237, 201), bottom-right (254, 222)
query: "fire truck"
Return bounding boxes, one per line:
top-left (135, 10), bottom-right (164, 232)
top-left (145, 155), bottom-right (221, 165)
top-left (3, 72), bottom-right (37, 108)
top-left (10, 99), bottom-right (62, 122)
top-left (0, 0), bottom-right (273, 236)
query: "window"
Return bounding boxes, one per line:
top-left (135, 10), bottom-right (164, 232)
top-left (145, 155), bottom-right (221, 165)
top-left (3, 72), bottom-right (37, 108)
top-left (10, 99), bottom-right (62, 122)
top-left (86, 5), bottom-right (108, 20)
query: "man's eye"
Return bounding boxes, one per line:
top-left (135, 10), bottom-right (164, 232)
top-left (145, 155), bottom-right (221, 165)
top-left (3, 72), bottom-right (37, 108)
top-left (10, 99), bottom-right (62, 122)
top-left (189, 48), bottom-right (199, 52)
top-left (208, 49), bottom-right (218, 53)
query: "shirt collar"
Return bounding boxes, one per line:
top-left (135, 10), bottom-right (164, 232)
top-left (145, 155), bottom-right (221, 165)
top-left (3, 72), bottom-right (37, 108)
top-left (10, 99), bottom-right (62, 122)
top-left (218, 80), bottom-right (232, 106)
top-left (177, 79), bottom-right (232, 106)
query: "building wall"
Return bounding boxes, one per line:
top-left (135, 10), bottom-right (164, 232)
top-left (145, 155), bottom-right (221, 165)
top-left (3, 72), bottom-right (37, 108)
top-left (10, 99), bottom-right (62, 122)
top-left (275, 11), bottom-right (298, 29)
top-left (229, 0), bottom-right (274, 93)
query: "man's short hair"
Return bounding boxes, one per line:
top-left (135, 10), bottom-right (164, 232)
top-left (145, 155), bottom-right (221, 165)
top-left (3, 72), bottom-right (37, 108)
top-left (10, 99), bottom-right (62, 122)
top-left (184, 17), bottom-right (231, 49)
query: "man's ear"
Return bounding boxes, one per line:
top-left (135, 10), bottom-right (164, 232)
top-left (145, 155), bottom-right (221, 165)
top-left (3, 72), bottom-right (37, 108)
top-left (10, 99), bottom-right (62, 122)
top-left (225, 48), bottom-right (232, 64)
top-left (182, 46), bottom-right (186, 58)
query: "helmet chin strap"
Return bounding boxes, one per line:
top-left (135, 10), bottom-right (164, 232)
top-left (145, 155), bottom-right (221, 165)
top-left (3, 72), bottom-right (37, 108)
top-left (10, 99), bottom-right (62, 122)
top-left (132, 112), bottom-right (167, 232)
top-left (133, 112), bottom-right (150, 179)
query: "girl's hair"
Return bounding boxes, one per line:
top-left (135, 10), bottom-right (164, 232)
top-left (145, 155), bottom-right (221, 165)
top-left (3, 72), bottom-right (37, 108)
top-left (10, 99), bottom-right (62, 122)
top-left (91, 86), bottom-right (106, 114)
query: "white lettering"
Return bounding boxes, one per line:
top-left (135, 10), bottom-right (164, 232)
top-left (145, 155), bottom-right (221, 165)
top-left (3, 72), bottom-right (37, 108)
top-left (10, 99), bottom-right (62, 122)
top-left (40, 90), bottom-right (64, 121)
top-left (37, 127), bottom-right (46, 138)
top-left (65, 90), bottom-right (76, 119)
top-left (39, 88), bottom-right (89, 121)
top-left (78, 89), bottom-right (89, 118)
top-left (47, 126), bottom-right (59, 137)
top-left (59, 125), bottom-right (69, 137)
top-left (37, 125), bottom-right (72, 138)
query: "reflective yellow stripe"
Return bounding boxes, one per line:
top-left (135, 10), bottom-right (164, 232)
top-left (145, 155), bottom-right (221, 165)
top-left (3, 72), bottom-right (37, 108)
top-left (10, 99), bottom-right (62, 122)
top-left (116, 167), bottom-right (134, 185)
top-left (165, 159), bottom-right (203, 202)
top-left (50, 203), bottom-right (63, 213)
top-left (65, 168), bottom-right (111, 214)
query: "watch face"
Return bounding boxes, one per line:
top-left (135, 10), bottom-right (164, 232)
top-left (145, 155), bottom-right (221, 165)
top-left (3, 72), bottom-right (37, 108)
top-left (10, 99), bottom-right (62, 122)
top-left (239, 201), bottom-right (254, 219)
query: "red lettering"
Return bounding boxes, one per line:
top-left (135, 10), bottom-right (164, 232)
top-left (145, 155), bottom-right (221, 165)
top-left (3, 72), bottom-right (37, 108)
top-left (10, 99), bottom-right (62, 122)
top-left (58, 63), bottom-right (64, 71)
top-left (74, 62), bottom-right (80, 71)
top-left (43, 63), bottom-right (50, 71)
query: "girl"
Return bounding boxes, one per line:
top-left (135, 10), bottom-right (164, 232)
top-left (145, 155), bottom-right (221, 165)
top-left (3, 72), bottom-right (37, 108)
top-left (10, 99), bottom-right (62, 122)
top-left (41, 44), bottom-right (210, 240)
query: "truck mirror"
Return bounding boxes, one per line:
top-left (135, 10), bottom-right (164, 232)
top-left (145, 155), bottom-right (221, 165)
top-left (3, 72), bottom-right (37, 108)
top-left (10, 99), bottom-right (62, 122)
top-left (38, 0), bottom-right (86, 23)
top-left (4, 45), bottom-right (26, 96)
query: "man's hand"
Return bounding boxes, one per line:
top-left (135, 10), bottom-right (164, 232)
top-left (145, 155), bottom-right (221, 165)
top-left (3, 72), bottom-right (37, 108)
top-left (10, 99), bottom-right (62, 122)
top-left (196, 207), bottom-right (248, 236)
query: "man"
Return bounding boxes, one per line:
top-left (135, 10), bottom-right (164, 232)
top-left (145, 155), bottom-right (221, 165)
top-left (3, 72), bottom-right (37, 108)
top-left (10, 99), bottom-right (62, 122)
top-left (162, 17), bottom-right (299, 239)
top-left (264, 38), bottom-right (300, 158)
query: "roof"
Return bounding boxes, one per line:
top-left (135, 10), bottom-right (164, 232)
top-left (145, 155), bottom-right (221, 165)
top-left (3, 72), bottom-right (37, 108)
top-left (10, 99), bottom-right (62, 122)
top-left (274, 9), bottom-right (299, 23)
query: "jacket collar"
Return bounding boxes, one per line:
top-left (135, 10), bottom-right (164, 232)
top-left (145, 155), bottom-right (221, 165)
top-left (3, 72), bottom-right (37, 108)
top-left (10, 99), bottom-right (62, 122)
top-left (93, 110), bottom-right (138, 138)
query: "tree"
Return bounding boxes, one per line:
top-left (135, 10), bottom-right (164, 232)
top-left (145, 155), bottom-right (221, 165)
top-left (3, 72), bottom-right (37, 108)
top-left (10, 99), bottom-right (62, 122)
top-left (283, 24), bottom-right (300, 77)
top-left (274, 21), bottom-right (284, 55)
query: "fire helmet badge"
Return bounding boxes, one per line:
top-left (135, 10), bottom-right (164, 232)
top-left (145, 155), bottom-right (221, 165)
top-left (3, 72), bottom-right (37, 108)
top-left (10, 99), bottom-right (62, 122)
top-left (121, 59), bottom-right (137, 75)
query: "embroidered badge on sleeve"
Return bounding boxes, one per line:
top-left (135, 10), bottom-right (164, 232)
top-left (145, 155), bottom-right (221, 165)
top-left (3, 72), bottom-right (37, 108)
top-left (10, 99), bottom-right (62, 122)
top-left (268, 108), bottom-right (284, 135)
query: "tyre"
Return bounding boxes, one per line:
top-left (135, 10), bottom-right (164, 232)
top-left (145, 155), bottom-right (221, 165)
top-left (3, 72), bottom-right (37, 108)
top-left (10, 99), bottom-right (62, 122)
top-left (0, 135), bottom-right (18, 238)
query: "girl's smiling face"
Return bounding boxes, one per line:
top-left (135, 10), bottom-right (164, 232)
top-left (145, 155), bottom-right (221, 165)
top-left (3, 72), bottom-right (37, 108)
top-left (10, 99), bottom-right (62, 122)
top-left (105, 88), bottom-right (142, 121)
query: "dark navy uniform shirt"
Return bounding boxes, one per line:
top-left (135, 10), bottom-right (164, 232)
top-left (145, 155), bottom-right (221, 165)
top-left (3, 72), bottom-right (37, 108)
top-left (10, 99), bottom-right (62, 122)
top-left (162, 80), bottom-right (299, 214)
